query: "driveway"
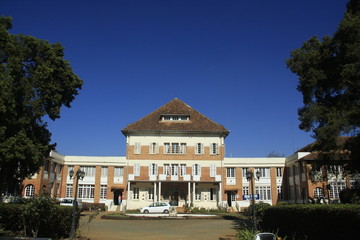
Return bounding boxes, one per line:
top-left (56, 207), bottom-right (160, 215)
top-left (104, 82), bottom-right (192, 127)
top-left (79, 213), bottom-right (239, 240)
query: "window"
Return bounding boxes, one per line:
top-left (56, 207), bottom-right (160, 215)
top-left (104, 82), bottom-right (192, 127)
top-left (101, 167), bottom-right (108, 177)
top-left (149, 163), bottom-right (158, 176)
top-left (134, 142), bottom-right (141, 154)
top-left (78, 184), bottom-right (95, 199)
top-left (192, 164), bottom-right (201, 176)
top-left (242, 168), bottom-right (248, 178)
top-left (180, 164), bottom-right (186, 176)
top-left (66, 184), bottom-right (73, 198)
top-left (329, 181), bottom-right (346, 199)
top-left (164, 143), bottom-right (170, 154)
top-left (24, 184), bottom-right (35, 198)
top-left (162, 115), bottom-right (189, 121)
top-left (100, 185), bottom-right (107, 199)
top-left (226, 168), bottom-right (235, 178)
top-left (134, 164), bottom-right (140, 177)
top-left (164, 164), bottom-right (170, 176)
top-left (147, 188), bottom-right (154, 200)
top-left (243, 186), bottom-right (250, 196)
top-left (149, 142), bottom-right (159, 154)
top-left (256, 168), bottom-right (270, 178)
top-left (276, 168), bottom-right (283, 178)
top-left (171, 164), bottom-right (178, 176)
top-left (256, 186), bottom-right (271, 200)
top-left (164, 143), bottom-right (186, 154)
top-left (195, 143), bottom-right (204, 154)
top-left (82, 166), bottom-right (96, 176)
top-left (114, 167), bottom-right (124, 177)
top-left (210, 164), bottom-right (216, 177)
top-left (195, 189), bottom-right (201, 200)
top-left (180, 143), bottom-right (186, 154)
top-left (277, 185), bottom-right (284, 200)
top-left (210, 143), bottom-right (219, 155)
top-left (68, 166), bottom-right (74, 175)
top-left (313, 187), bottom-right (324, 198)
top-left (133, 188), bottom-right (139, 200)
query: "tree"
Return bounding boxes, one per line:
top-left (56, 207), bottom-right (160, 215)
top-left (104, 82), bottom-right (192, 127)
top-left (0, 17), bottom-right (83, 194)
top-left (267, 151), bottom-right (285, 158)
top-left (286, 0), bottom-right (360, 171)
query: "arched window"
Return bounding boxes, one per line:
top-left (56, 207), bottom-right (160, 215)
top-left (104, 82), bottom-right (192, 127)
top-left (24, 184), bottom-right (35, 198)
top-left (313, 187), bottom-right (323, 198)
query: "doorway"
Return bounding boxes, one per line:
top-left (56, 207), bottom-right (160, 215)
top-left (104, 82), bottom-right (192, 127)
top-left (113, 190), bottom-right (123, 205)
top-left (227, 191), bottom-right (236, 207)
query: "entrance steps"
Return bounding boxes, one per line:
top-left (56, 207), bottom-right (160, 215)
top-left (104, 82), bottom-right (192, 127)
top-left (108, 204), bottom-right (118, 212)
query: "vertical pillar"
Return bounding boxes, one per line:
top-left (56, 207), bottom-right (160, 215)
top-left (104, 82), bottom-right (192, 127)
top-left (218, 182), bottom-right (222, 204)
top-left (158, 182), bottom-right (162, 201)
top-left (188, 182), bottom-right (191, 203)
top-left (192, 182), bottom-right (195, 204)
top-left (127, 181), bottom-right (131, 210)
top-left (154, 182), bottom-right (157, 202)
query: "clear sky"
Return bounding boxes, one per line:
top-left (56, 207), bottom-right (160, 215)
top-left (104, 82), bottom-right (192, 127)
top-left (2, 0), bottom-right (348, 157)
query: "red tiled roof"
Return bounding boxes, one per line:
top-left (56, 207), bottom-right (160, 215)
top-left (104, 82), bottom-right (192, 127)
top-left (122, 98), bottom-right (229, 136)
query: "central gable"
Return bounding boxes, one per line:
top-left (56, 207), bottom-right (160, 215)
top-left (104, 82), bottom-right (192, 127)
top-left (122, 98), bottom-right (229, 136)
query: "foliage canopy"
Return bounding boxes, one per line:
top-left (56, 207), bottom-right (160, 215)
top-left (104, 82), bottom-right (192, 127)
top-left (0, 17), bottom-right (83, 193)
top-left (286, 0), bottom-right (360, 170)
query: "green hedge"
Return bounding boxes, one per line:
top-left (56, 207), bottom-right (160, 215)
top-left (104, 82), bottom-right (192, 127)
top-left (82, 202), bottom-right (106, 211)
top-left (260, 204), bottom-right (360, 240)
top-left (0, 197), bottom-right (76, 239)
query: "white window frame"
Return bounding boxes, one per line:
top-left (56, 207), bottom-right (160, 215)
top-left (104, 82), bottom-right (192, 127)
top-left (149, 163), bottom-right (158, 176)
top-left (171, 164), bottom-right (179, 176)
top-left (149, 142), bottom-right (159, 154)
top-left (164, 143), bottom-right (186, 154)
top-left (24, 184), bottom-right (35, 198)
top-left (210, 143), bottom-right (219, 155)
top-left (314, 187), bottom-right (324, 198)
top-left (101, 167), bottom-right (108, 177)
top-left (164, 164), bottom-right (170, 176)
top-left (82, 166), bottom-right (96, 176)
top-left (66, 184), bottom-right (73, 198)
top-left (147, 188), bottom-right (154, 200)
top-left (210, 164), bottom-right (216, 177)
top-left (226, 167), bottom-right (235, 178)
top-left (242, 168), bottom-right (248, 178)
top-left (134, 142), bottom-right (141, 154)
top-left (134, 164), bottom-right (140, 177)
top-left (114, 167), bottom-right (124, 177)
top-left (180, 164), bottom-right (186, 176)
top-left (243, 186), bottom-right (249, 196)
top-left (256, 168), bottom-right (270, 178)
top-left (78, 184), bottom-right (95, 199)
top-left (256, 186), bottom-right (271, 200)
top-left (195, 143), bottom-right (204, 154)
top-left (100, 185), bottom-right (107, 199)
top-left (180, 143), bottom-right (186, 154)
top-left (133, 187), bottom-right (139, 200)
top-left (276, 167), bottom-right (283, 178)
top-left (192, 164), bottom-right (201, 176)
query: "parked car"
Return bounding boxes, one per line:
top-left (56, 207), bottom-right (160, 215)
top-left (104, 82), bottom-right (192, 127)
top-left (59, 198), bottom-right (83, 210)
top-left (140, 202), bottom-right (170, 214)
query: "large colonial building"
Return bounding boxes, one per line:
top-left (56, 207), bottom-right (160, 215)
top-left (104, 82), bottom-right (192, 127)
top-left (21, 99), bottom-right (359, 210)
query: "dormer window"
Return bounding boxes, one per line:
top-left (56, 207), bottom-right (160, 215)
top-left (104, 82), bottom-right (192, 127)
top-left (161, 115), bottom-right (189, 121)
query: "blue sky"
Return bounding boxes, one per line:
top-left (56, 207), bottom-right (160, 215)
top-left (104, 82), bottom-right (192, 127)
top-left (2, 0), bottom-right (347, 157)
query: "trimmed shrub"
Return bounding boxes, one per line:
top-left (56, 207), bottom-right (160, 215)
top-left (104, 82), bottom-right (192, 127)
top-left (260, 204), bottom-right (360, 240)
top-left (0, 196), bottom-right (75, 239)
top-left (82, 202), bottom-right (106, 211)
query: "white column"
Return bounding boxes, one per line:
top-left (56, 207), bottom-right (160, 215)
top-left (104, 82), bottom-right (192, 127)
top-left (192, 182), bottom-right (195, 204)
top-left (127, 181), bottom-right (131, 210)
top-left (188, 182), bottom-right (191, 203)
top-left (158, 182), bottom-right (162, 201)
top-left (154, 182), bottom-right (157, 202)
top-left (218, 182), bottom-right (222, 203)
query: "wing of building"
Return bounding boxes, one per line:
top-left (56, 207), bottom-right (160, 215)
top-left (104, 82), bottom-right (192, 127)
top-left (20, 99), bottom-right (359, 210)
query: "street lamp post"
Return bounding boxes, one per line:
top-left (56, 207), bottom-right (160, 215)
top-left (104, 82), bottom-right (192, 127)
top-left (69, 169), bottom-right (85, 239)
top-left (246, 169), bottom-right (261, 230)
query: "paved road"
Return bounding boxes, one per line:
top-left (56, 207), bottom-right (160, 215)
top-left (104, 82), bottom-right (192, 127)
top-left (79, 213), bottom-right (239, 240)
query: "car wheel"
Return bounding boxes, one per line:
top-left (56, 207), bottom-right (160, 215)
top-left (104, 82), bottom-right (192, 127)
top-left (144, 210), bottom-right (149, 214)
top-left (163, 209), bottom-right (169, 214)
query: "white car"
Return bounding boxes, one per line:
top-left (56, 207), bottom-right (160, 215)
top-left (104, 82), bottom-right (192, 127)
top-left (59, 198), bottom-right (83, 210)
top-left (140, 202), bottom-right (170, 214)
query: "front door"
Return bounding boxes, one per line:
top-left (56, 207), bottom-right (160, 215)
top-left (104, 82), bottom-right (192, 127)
top-left (227, 191), bottom-right (236, 207)
top-left (170, 192), bottom-right (179, 206)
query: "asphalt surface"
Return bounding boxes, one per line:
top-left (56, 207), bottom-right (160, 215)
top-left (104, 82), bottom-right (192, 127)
top-left (79, 212), bottom-right (238, 240)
